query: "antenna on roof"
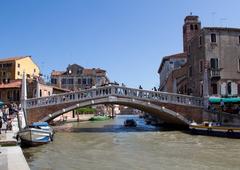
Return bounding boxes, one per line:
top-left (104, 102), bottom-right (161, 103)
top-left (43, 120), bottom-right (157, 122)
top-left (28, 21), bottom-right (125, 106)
top-left (220, 18), bottom-right (228, 27)
top-left (211, 12), bottom-right (216, 26)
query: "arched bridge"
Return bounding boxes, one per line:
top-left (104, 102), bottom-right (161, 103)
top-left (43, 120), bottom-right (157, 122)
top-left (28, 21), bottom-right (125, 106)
top-left (25, 85), bottom-right (204, 126)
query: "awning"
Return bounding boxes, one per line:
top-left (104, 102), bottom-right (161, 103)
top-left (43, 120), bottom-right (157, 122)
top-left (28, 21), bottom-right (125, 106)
top-left (209, 97), bottom-right (240, 103)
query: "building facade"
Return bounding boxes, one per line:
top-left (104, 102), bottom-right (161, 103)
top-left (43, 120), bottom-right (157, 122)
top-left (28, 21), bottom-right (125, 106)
top-left (158, 15), bottom-right (240, 98)
top-left (0, 79), bottom-right (70, 105)
top-left (158, 53), bottom-right (187, 91)
top-left (51, 64), bottom-right (109, 91)
top-left (0, 56), bottom-right (40, 84)
top-left (188, 27), bottom-right (240, 97)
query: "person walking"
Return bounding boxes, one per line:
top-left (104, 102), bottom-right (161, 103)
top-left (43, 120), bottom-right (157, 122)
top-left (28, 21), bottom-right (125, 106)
top-left (220, 99), bottom-right (225, 111)
top-left (0, 116), bottom-right (2, 134)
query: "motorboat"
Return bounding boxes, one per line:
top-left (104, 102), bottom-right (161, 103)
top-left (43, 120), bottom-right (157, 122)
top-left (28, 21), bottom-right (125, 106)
top-left (124, 119), bottom-right (137, 127)
top-left (17, 122), bottom-right (54, 147)
top-left (189, 121), bottom-right (240, 138)
top-left (89, 115), bottom-right (110, 121)
top-left (32, 122), bottom-right (54, 137)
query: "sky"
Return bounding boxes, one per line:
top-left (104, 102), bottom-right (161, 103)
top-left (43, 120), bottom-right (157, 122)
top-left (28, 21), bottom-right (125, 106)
top-left (1, 0), bottom-right (240, 89)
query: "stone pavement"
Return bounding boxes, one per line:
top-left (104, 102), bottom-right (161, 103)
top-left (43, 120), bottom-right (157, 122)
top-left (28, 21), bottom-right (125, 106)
top-left (0, 117), bottom-right (30, 170)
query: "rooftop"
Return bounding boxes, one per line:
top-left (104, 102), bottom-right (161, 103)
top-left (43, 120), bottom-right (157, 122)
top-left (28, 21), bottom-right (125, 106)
top-left (158, 52), bottom-right (187, 73)
top-left (202, 27), bottom-right (240, 32)
top-left (0, 56), bottom-right (30, 62)
top-left (0, 80), bottom-right (22, 89)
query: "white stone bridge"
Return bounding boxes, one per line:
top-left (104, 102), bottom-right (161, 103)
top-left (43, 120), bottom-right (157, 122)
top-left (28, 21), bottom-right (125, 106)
top-left (24, 85), bottom-right (204, 126)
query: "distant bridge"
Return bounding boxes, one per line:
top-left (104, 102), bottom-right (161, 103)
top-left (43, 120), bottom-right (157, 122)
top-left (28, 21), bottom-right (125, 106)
top-left (25, 85), bottom-right (204, 126)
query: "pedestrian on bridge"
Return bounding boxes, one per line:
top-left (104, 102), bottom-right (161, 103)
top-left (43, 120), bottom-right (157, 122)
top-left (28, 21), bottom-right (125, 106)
top-left (0, 116), bottom-right (2, 134)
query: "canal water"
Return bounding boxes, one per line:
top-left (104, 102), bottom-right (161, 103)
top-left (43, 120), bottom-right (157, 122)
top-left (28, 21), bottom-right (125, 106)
top-left (23, 115), bottom-right (240, 170)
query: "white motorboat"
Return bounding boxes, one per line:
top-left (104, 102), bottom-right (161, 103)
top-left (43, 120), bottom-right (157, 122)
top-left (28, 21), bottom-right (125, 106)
top-left (18, 122), bottom-right (54, 147)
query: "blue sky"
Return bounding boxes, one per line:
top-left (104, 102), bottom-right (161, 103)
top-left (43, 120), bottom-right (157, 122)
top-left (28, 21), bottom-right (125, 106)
top-left (1, 0), bottom-right (240, 89)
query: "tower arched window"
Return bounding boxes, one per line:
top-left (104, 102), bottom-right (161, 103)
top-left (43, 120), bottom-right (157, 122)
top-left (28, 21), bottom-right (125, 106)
top-left (195, 25), bottom-right (198, 30)
top-left (190, 24), bottom-right (194, 30)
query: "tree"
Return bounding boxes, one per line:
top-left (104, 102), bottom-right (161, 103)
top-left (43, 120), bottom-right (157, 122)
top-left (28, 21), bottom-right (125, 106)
top-left (74, 107), bottom-right (96, 122)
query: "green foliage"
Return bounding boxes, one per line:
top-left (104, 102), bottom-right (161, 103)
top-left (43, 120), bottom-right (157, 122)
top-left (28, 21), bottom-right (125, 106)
top-left (75, 107), bottom-right (96, 114)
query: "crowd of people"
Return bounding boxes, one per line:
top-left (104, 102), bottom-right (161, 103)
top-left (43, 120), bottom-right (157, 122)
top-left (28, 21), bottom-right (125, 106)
top-left (207, 100), bottom-right (240, 114)
top-left (0, 103), bottom-right (19, 134)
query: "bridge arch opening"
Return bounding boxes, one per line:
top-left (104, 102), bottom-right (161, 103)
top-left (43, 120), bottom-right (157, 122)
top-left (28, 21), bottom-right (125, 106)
top-left (35, 97), bottom-right (190, 126)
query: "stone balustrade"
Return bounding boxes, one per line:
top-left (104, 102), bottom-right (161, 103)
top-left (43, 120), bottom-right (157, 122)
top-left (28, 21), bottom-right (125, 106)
top-left (26, 85), bottom-right (204, 109)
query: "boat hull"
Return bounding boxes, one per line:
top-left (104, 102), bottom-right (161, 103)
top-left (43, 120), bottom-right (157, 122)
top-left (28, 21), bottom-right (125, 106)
top-left (18, 128), bottom-right (52, 147)
top-left (189, 125), bottom-right (240, 138)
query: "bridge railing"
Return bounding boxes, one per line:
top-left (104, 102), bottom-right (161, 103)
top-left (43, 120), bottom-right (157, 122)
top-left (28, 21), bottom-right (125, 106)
top-left (26, 85), bottom-right (203, 109)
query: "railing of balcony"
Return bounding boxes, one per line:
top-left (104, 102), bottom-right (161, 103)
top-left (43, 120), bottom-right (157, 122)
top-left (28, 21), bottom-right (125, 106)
top-left (210, 69), bottom-right (220, 78)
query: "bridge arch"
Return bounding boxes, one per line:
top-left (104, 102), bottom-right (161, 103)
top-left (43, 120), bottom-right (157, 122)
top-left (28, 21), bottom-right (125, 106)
top-left (25, 85), bottom-right (204, 126)
top-left (39, 96), bottom-right (190, 125)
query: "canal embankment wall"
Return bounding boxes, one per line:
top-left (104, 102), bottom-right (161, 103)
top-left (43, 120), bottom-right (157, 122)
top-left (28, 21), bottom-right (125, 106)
top-left (0, 117), bottom-right (30, 170)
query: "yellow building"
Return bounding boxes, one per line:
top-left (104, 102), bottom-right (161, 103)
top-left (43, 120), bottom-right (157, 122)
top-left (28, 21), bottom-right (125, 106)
top-left (0, 56), bottom-right (40, 83)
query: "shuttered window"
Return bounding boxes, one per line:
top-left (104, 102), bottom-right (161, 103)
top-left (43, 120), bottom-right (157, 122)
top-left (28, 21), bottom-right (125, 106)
top-left (221, 82), bottom-right (226, 96)
top-left (231, 82), bottom-right (238, 95)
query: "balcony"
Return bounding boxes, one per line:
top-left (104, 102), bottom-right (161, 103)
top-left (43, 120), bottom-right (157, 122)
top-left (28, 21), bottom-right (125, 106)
top-left (210, 69), bottom-right (221, 80)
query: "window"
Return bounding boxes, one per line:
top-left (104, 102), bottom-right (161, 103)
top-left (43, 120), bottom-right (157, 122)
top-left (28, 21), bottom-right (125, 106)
top-left (68, 79), bottom-right (74, 84)
top-left (238, 58), bottom-right (240, 72)
top-left (17, 71), bottom-right (20, 76)
top-left (195, 25), bottom-right (198, 30)
top-left (82, 78), bottom-right (86, 85)
top-left (61, 78), bottom-right (66, 85)
top-left (87, 78), bottom-right (93, 85)
top-left (238, 84), bottom-right (240, 95)
top-left (7, 91), bottom-right (11, 100)
top-left (211, 33), bottom-right (216, 43)
top-left (188, 66), bottom-right (192, 77)
top-left (51, 78), bottom-right (57, 84)
top-left (199, 60), bottom-right (203, 73)
top-left (190, 24), bottom-right (193, 30)
top-left (18, 63), bottom-right (20, 68)
top-left (34, 69), bottom-right (36, 73)
top-left (212, 83), bottom-right (218, 94)
top-left (199, 36), bottom-right (202, 46)
top-left (227, 82), bottom-right (232, 95)
top-left (239, 36), bottom-right (240, 44)
top-left (3, 72), bottom-right (5, 76)
top-left (210, 58), bottom-right (218, 70)
top-left (199, 83), bottom-right (203, 97)
top-left (3, 63), bottom-right (12, 68)
top-left (78, 79), bottom-right (82, 84)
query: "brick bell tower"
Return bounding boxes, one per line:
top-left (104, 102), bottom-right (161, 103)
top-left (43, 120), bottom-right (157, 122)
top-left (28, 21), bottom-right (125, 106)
top-left (183, 14), bottom-right (201, 52)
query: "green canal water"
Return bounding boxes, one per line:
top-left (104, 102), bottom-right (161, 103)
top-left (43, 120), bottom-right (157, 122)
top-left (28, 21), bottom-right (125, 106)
top-left (23, 115), bottom-right (240, 170)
